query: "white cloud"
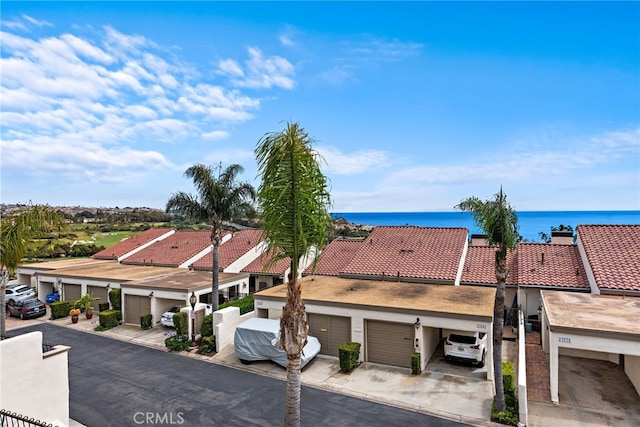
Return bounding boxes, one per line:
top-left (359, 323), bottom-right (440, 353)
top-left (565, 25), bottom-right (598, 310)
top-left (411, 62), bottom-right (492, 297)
top-left (203, 148), bottom-right (256, 165)
top-left (202, 130), bottom-right (230, 140)
top-left (318, 146), bottom-right (389, 174)
top-left (319, 65), bottom-right (356, 86)
top-left (343, 36), bottom-right (423, 62)
top-left (218, 47), bottom-right (295, 90)
top-left (22, 15), bottom-right (53, 28)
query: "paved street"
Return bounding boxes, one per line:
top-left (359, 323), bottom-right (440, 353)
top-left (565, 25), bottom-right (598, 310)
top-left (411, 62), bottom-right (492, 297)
top-left (20, 324), bottom-right (469, 427)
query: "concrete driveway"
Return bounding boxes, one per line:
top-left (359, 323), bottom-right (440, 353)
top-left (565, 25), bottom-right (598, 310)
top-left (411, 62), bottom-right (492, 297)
top-left (18, 323), bottom-right (470, 427)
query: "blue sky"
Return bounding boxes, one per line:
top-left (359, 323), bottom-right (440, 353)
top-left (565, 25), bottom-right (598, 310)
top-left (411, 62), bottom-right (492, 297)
top-left (1, 1), bottom-right (639, 212)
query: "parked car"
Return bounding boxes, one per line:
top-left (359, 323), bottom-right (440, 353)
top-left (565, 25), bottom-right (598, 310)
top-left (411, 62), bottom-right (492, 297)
top-left (444, 331), bottom-right (487, 367)
top-left (5, 285), bottom-right (36, 307)
top-left (234, 317), bottom-right (321, 368)
top-left (45, 292), bottom-right (61, 303)
top-left (160, 306), bottom-right (183, 328)
top-left (8, 298), bottom-right (47, 320)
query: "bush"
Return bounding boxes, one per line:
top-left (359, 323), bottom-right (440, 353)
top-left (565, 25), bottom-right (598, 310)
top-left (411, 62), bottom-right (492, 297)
top-left (219, 295), bottom-right (254, 315)
top-left (491, 361), bottom-right (519, 426)
top-left (411, 352), bottom-right (421, 375)
top-left (339, 341), bottom-right (361, 373)
top-left (199, 335), bottom-right (216, 354)
top-left (98, 302), bottom-right (110, 312)
top-left (99, 310), bottom-right (121, 329)
top-left (94, 325), bottom-right (110, 332)
top-left (140, 314), bottom-right (153, 330)
top-left (173, 311), bottom-right (188, 337)
top-left (165, 334), bottom-right (190, 351)
top-left (201, 314), bottom-right (213, 338)
top-left (109, 288), bottom-right (121, 310)
top-left (50, 301), bottom-right (71, 319)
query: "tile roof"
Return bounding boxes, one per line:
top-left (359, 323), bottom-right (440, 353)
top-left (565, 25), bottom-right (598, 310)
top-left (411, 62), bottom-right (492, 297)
top-left (191, 229), bottom-right (264, 271)
top-left (577, 224), bottom-right (640, 292)
top-left (516, 243), bottom-right (589, 289)
top-left (242, 253), bottom-right (291, 276)
top-left (340, 226), bottom-right (468, 282)
top-left (120, 230), bottom-right (212, 268)
top-left (461, 243), bottom-right (588, 289)
top-left (303, 239), bottom-right (363, 276)
top-left (92, 228), bottom-right (174, 260)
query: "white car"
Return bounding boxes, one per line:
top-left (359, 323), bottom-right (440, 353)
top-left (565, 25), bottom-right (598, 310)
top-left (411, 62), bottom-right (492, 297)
top-left (160, 303), bottom-right (213, 328)
top-left (5, 285), bottom-right (36, 307)
top-left (444, 331), bottom-right (487, 367)
top-left (234, 317), bottom-right (321, 368)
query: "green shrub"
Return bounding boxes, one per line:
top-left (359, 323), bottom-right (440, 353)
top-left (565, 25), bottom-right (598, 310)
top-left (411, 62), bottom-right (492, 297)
top-left (201, 314), bottom-right (213, 337)
top-left (339, 341), bottom-right (361, 373)
top-left (411, 352), bottom-right (421, 375)
top-left (99, 310), bottom-right (121, 329)
top-left (173, 311), bottom-right (188, 336)
top-left (219, 295), bottom-right (254, 315)
top-left (50, 301), bottom-right (71, 319)
top-left (94, 325), bottom-right (110, 332)
top-left (140, 314), bottom-right (153, 330)
top-left (199, 335), bottom-right (216, 354)
top-left (98, 302), bottom-right (110, 312)
top-left (108, 288), bottom-right (121, 310)
top-left (165, 334), bottom-right (190, 351)
top-left (491, 361), bottom-right (519, 426)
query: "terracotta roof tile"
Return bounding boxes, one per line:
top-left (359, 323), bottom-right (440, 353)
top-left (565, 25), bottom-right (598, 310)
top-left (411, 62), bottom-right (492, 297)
top-left (191, 229), bottom-right (264, 271)
top-left (516, 243), bottom-right (589, 289)
top-left (120, 230), bottom-right (212, 268)
top-left (577, 225), bottom-right (640, 292)
top-left (340, 226), bottom-right (468, 282)
top-left (304, 239), bottom-right (363, 276)
top-left (461, 246), bottom-right (517, 285)
top-left (242, 253), bottom-right (291, 276)
top-left (92, 228), bottom-right (174, 260)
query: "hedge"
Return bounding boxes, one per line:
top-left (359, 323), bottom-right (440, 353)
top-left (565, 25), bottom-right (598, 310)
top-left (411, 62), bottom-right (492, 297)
top-left (491, 361), bottom-right (519, 426)
top-left (201, 295), bottom-right (255, 337)
top-left (99, 310), bottom-right (121, 329)
top-left (173, 311), bottom-right (188, 337)
top-left (98, 301), bottom-right (110, 312)
top-left (339, 341), bottom-right (361, 373)
top-left (108, 288), bottom-right (121, 310)
top-left (140, 314), bottom-right (153, 330)
top-left (50, 301), bottom-right (71, 319)
top-left (411, 352), bottom-right (421, 375)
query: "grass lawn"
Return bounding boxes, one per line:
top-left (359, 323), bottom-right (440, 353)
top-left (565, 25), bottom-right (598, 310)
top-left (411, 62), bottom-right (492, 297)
top-left (93, 231), bottom-right (134, 247)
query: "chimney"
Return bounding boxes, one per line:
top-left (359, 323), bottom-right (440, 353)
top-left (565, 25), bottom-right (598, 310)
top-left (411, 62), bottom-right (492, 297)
top-left (470, 234), bottom-right (488, 246)
top-left (551, 231), bottom-right (574, 245)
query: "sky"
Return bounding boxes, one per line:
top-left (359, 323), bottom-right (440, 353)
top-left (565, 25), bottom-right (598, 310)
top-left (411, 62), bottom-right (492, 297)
top-left (1, 1), bottom-right (639, 213)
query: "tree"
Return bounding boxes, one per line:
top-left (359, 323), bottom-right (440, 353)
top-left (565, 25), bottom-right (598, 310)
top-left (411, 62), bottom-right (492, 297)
top-left (1, 204), bottom-right (67, 338)
top-left (455, 187), bottom-right (518, 412)
top-left (166, 163), bottom-right (256, 317)
top-left (538, 224), bottom-right (574, 243)
top-left (255, 122), bottom-right (332, 427)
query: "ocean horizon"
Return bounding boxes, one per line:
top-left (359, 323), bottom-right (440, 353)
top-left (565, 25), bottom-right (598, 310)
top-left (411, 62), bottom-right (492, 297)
top-left (331, 210), bottom-right (640, 243)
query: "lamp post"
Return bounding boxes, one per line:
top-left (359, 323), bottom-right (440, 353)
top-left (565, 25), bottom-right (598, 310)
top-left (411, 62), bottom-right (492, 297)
top-left (189, 292), bottom-right (197, 346)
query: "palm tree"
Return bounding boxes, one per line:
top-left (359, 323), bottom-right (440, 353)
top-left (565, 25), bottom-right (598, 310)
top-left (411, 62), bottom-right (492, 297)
top-left (1, 204), bottom-right (67, 338)
top-left (166, 163), bottom-right (256, 317)
top-left (455, 187), bottom-right (518, 412)
top-left (255, 122), bottom-right (331, 427)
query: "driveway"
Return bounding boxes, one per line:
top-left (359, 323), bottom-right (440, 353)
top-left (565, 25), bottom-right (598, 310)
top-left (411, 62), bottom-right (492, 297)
top-left (19, 324), bottom-right (470, 427)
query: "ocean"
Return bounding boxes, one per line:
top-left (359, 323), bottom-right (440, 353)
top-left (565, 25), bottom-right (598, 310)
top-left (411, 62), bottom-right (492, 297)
top-left (331, 211), bottom-right (640, 242)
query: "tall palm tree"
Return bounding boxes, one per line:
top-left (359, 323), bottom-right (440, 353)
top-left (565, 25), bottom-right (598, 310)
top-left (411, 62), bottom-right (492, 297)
top-left (455, 187), bottom-right (518, 412)
top-left (255, 122), bottom-right (331, 427)
top-left (166, 163), bottom-right (256, 317)
top-left (1, 204), bottom-right (67, 338)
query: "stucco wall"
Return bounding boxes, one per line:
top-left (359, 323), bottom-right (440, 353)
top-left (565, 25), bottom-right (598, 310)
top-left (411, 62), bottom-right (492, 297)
top-left (624, 355), bottom-right (640, 396)
top-left (559, 347), bottom-right (620, 363)
top-left (214, 307), bottom-right (255, 352)
top-left (0, 332), bottom-right (69, 426)
top-left (421, 326), bottom-right (440, 371)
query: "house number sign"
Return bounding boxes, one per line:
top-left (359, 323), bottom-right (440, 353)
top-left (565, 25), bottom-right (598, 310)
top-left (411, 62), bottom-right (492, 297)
top-left (558, 337), bottom-right (571, 344)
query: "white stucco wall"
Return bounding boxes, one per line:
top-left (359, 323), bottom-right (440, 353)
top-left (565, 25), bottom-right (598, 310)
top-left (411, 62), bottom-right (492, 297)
top-left (625, 355), bottom-right (640, 396)
top-left (214, 307), bottom-right (255, 352)
top-left (420, 326), bottom-right (440, 371)
top-left (517, 309), bottom-right (529, 427)
top-left (0, 332), bottom-right (70, 426)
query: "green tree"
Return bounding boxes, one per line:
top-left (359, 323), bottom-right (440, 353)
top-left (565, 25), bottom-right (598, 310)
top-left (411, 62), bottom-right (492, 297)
top-left (255, 122), bottom-right (332, 427)
top-left (1, 204), bottom-right (67, 338)
top-left (166, 163), bottom-right (256, 318)
top-left (455, 187), bottom-right (518, 412)
top-left (538, 224), bottom-right (574, 243)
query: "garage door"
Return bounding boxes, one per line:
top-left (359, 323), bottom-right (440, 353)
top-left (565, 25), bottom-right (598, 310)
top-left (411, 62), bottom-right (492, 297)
top-left (308, 314), bottom-right (351, 357)
top-left (64, 284), bottom-right (81, 302)
top-left (87, 286), bottom-right (109, 312)
top-left (366, 320), bottom-right (414, 368)
top-left (125, 295), bottom-right (151, 325)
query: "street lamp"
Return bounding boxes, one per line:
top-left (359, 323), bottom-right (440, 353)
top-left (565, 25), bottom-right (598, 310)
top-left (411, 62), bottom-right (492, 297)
top-left (189, 292), bottom-right (197, 346)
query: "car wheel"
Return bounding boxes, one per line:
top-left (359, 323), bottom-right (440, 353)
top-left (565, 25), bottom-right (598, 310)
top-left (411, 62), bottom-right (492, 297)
top-left (477, 351), bottom-right (486, 368)
top-left (239, 359), bottom-right (252, 365)
top-left (19, 312), bottom-right (24, 320)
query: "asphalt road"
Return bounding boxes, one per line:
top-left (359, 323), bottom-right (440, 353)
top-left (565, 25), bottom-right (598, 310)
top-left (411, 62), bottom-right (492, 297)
top-left (18, 324), bottom-right (469, 427)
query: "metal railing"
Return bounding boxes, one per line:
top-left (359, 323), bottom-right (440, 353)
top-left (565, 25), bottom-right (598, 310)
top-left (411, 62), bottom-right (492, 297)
top-left (0, 409), bottom-right (54, 427)
top-left (0, 335), bottom-right (57, 354)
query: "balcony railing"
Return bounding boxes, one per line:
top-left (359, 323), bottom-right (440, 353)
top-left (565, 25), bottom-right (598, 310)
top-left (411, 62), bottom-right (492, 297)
top-left (0, 409), bottom-right (54, 427)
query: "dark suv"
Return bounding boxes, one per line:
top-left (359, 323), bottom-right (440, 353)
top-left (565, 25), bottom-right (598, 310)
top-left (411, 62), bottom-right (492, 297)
top-left (8, 298), bottom-right (47, 320)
